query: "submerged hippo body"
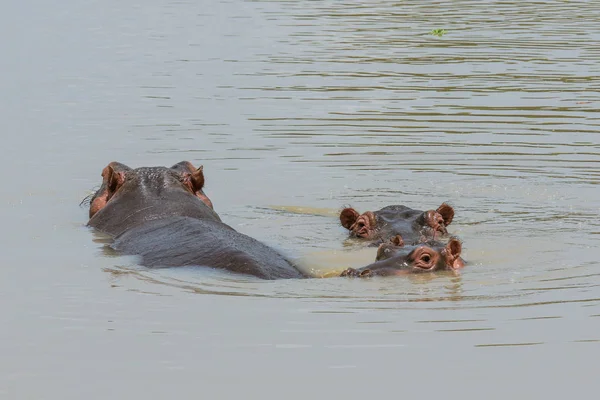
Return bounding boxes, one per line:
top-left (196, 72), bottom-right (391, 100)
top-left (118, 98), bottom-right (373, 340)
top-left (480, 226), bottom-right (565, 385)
top-left (339, 203), bottom-right (455, 245)
top-left (340, 236), bottom-right (465, 277)
top-left (87, 161), bottom-right (305, 280)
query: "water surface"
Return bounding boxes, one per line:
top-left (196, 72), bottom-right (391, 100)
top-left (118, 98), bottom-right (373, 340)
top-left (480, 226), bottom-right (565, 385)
top-left (1, 0), bottom-right (599, 398)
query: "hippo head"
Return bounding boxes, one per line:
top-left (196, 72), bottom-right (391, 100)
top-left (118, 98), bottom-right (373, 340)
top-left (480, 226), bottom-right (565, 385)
top-left (88, 161), bottom-right (214, 219)
top-left (340, 236), bottom-right (464, 278)
top-left (339, 203), bottom-right (454, 245)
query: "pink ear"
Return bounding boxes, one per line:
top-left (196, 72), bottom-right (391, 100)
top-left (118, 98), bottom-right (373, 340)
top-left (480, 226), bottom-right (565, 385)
top-left (437, 203), bottom-right (454, 226)
top-left (444, 238), bottom-right (463, 269)
top-left (390, 235), bottom-right (404, 247)
top-left (90, 162), bottom-right (130, 218)
top-left (190, 165), bottom-right (205, 192)
top-left (102, 162), bottom-right (128, 193)
top-left (340, 208), bottom-right (360, 230)
top-left (180, 165), bottom-right (205, 193)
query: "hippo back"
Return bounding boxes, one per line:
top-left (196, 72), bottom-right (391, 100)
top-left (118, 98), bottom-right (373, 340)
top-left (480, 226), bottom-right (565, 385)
top-left (111, 216), bottom-right (305, 280)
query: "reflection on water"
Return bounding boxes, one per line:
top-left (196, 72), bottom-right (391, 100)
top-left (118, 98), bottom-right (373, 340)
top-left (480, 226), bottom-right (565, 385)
top-left (2, 0), bottom-right (600, 398)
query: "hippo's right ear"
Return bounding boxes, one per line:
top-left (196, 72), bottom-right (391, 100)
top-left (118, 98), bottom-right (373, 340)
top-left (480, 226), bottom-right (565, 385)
top-left (180, 165), bottom-right (205, 193)
top-left (437, 203), bottom-right (454, 226)
top-left (390, 234), bottom-right (404, 247)
top-left (190, 166), bottom-right (205, 192)
top-left (340, 208), bottom-right (360, 230)
top-left (443, 238), bottom-right (463, 269)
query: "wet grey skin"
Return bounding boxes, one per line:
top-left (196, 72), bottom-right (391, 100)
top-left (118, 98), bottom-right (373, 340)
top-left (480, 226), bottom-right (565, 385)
top-left (87, 161), bottom-right (305, 280)
top-left (340, 238), bottom-right (465, 278)
top-left (339, 203), bottom-right (455, 246)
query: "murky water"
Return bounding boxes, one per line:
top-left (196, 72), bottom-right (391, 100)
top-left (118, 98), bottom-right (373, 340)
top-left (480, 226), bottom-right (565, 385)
top-left (2, 0), bottom-right (600, 398)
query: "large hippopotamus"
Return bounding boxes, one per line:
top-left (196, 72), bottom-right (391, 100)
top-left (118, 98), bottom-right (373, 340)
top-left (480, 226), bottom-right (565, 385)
top-left (339, 203), bottom-right (455, 245)
top-left (340, 235), bottom-right (465, 277)
top-left (87, 161), bottom-right (305, 279)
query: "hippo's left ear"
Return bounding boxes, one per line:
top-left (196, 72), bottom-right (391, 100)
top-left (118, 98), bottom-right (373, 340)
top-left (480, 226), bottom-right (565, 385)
top-left (102, 162), bottom-right (129, 193)
top-left (89, 162), bottom-right (131, 218)
top-left (443, 238), bottom-right (463, 269)
top-left (437, 203), bottom-right (454, 226)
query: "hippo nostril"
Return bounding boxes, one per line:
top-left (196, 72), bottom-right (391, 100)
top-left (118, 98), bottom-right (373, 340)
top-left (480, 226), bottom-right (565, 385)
top-left (360, 269), bottom-right (372, 277)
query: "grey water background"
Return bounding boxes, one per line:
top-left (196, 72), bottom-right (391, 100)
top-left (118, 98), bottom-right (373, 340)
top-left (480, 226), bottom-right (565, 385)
top-left (1, 0), bottom-right (599, 398)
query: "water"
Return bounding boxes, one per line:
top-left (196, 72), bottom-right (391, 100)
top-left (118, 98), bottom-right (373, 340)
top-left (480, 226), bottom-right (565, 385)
top-left (2, 0), bottom-right (599, 398)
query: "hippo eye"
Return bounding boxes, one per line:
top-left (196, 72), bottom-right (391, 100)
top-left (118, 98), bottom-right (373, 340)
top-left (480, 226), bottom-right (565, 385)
top-left (421, 254), bottom-right (431, 263)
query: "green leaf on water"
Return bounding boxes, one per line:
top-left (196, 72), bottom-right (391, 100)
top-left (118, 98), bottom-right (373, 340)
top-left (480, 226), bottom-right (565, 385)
top-left (430, 29), bottom-right (447, 37)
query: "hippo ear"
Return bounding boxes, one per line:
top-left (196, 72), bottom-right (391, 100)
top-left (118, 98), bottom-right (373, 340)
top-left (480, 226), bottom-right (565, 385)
top-left (390, 234), bottom-right (404, 247)
top-left (180, 165), bottom-right (205, 193)
top-left (340, 208), bottom-right (360, 230)
top-left (443, 238), bottom-right (462, 269)
top-left (90, 162), bottom-right (130, 218)
top-left (178, 165), bottom-right (213, 209)
top-left (190, 165), bottom-right (205, 192)
top-left (102, 162), bottom-right (129, 193)
top-left (437, 203), bottom-right (454, 226)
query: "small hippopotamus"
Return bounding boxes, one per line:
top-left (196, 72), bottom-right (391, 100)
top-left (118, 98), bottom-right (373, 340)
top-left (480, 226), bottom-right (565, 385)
top-left (87, 161), bottom-right (305, 280)
top-left (340, 235), bottom-right (464, 277)
top-left (339, 203), bottom-right (455, 245)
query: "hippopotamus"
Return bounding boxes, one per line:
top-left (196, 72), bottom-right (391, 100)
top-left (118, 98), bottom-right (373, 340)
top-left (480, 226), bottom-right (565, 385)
top-left (86, 161), bottom-right (305, 280)
top-left (340, 235), bottom-right (464, 277)
top-left (339, 203), bottom-right (455, 245)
